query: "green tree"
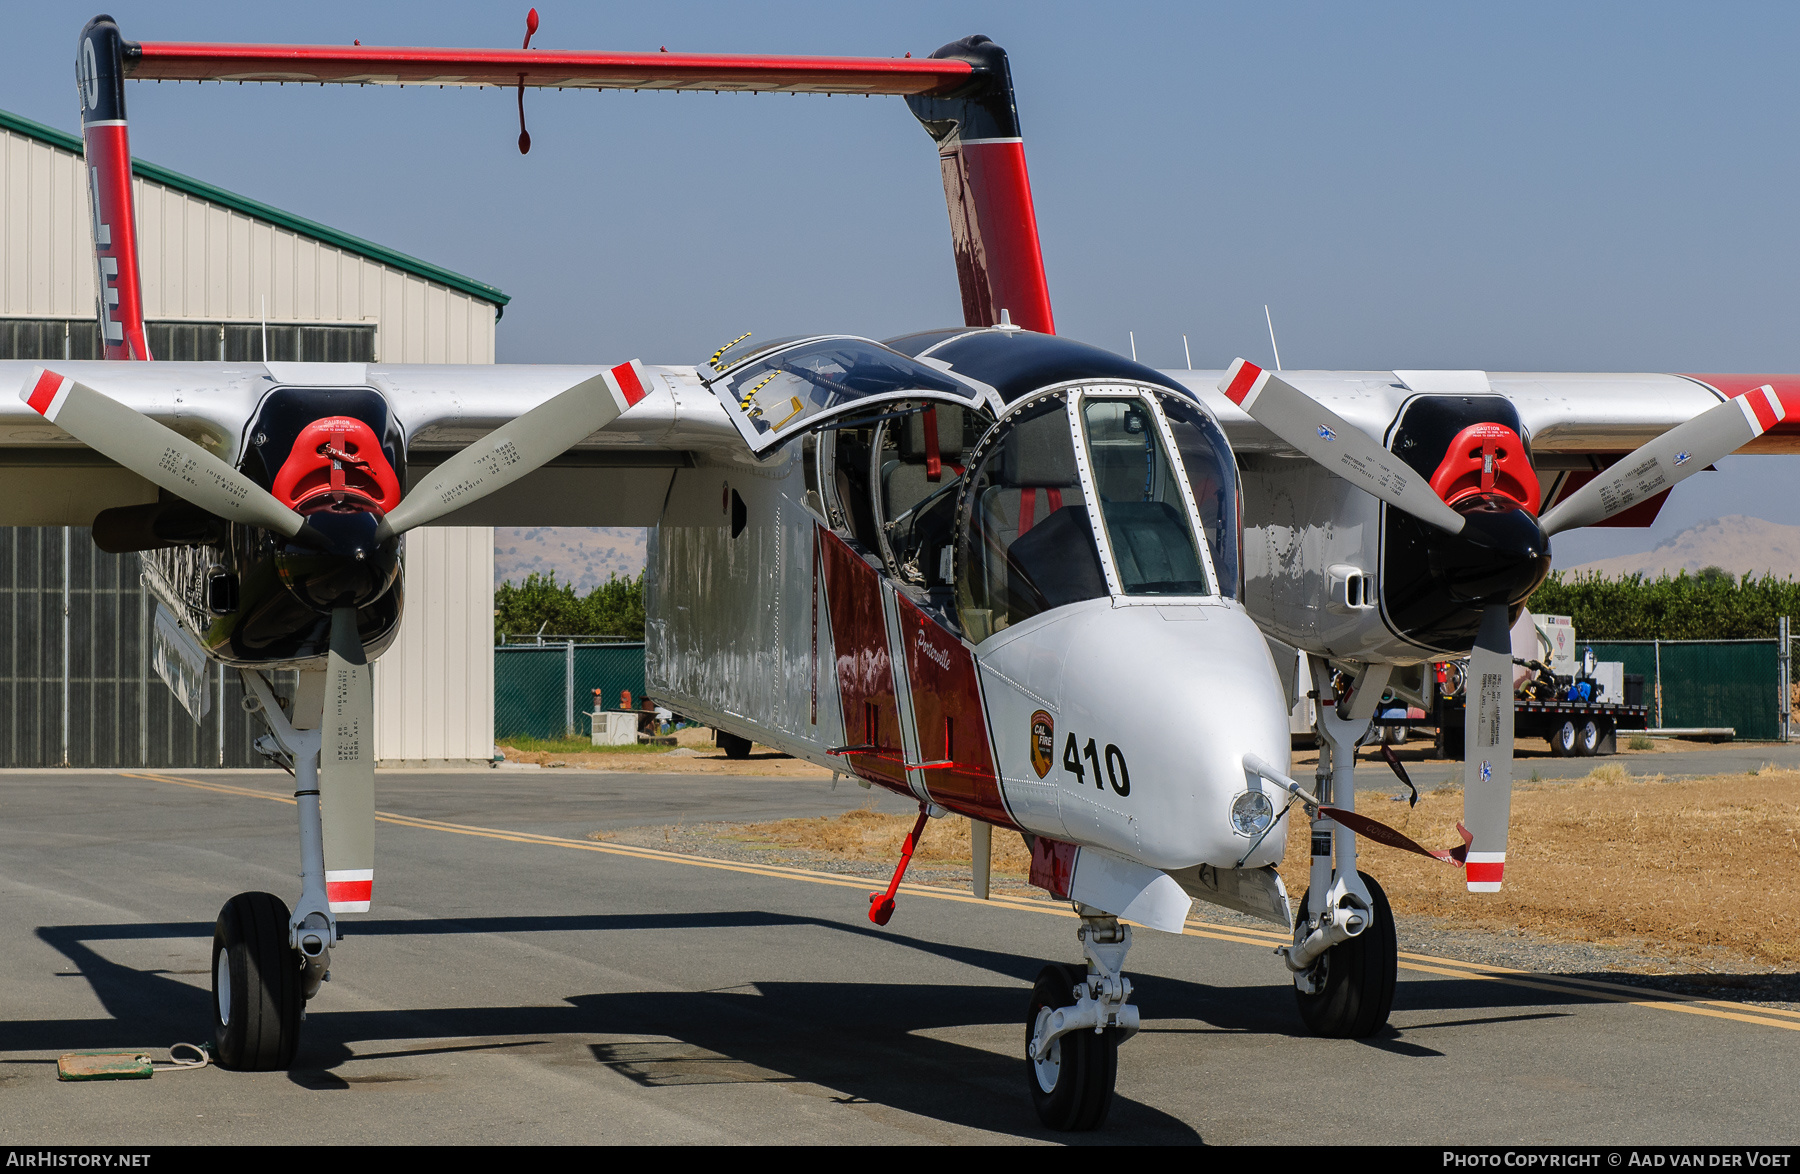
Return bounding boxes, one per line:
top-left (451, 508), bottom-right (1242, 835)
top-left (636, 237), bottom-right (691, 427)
top-left (494, 571), bottom-right (646, 642)
top-left (1527, 569), bottom-right (1800, 640)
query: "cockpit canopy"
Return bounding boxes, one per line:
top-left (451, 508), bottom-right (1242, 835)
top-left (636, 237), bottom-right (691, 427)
top-left (710, 335), bottom-right (988, 453)
top-left (953, 383), bottom-right (1239, 643)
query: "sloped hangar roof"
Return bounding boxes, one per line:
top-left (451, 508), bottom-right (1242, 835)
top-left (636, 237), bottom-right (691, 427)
top-left (0, 107), bottom-right (509, 314)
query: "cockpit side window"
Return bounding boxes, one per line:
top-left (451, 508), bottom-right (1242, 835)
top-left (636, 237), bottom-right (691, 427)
top-left (1159, 396), bottom-right (1241, 599)
top-left (1081, 398), bottom-right (1210, 596)
top-left (954, 394), bottom-right (1107, 642)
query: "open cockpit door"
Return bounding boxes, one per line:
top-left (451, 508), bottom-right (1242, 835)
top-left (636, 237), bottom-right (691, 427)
top-left (704, 335), bottom-right (996, 455)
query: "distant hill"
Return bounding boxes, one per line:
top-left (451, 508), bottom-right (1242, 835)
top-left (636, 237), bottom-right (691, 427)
top-left (495, 527), bottom-right (647, 590)
top-left (1564, 515), bottom-right (1800, 580)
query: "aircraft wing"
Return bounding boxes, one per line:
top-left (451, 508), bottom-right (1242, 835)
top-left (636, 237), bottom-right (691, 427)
top-left (0, 359), bottom-right (737, 527)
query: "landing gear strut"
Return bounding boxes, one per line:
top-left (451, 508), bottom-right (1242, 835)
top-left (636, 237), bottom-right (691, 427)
top-left (209, 669), bottom-right (337, 1071)
top-left (1280, 663), bottom-right (1399, 1038)
top-left (1025, 907), bottom-right (1140, 1131)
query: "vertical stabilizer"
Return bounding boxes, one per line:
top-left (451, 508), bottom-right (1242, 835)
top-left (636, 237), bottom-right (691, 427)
top-left (906, 37), bottom-right (1055, 335)
top-left (77, 16), bottom-right (151, 361)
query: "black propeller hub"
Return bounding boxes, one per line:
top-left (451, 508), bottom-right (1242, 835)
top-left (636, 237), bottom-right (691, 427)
top-left (277, 499), bottom-right (400, 613)
top-left (1428, 493), bottom-right (1552, 607)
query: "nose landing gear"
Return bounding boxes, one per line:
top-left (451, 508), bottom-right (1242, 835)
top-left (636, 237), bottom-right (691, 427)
top-left (1285, 663), bottom-right (1400, 1038)
top-left (1025, 908), bottom-right (1140, 1131)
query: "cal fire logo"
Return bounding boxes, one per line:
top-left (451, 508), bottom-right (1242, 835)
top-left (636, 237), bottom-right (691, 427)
top-left (1029, 710), bottom-right (1054, 778)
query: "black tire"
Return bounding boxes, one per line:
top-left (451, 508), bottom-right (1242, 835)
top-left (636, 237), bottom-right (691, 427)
top-left (1576, 720), bottom-right (1601, 757)
top-left (1550, 720), bottom-right (1577, 757)
top-left (211, 892), bottom-right (303, 1071)
top-left (1294, 871), bottom-right (1398, 1039)
top-left (716, 731), bottom-right (753, 760)
top-left (1024, 962), bottom-right (1117, 1131)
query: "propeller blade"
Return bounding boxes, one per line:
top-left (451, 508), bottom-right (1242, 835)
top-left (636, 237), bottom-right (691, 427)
top-left (1539, 384), bottom-right (1785, 536)
top-left (321, 606), bottom-right (375, 913)
top-left (19, 367), bottom-right (304, 537)
top-left (380, 361), bottom-right (649, 536)
top-left (1461, 603), bottom-right (1515, 892)
top-left (1218, 360), bottom-right (1469, 534)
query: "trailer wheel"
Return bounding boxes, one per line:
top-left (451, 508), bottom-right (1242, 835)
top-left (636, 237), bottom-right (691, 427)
top-left (1550, 720), bottom-right (1578, 757)
top-left (1576, 720), bottom-right (1601, 757)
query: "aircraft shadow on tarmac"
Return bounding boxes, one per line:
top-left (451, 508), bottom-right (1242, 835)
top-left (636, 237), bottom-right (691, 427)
top-left (23, 913), bottom-right (1777, 1142)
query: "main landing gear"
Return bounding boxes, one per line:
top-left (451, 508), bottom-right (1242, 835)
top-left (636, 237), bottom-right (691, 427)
top-left (209, 669), bottom-right (337, 1070)
top-left (1279, 664), bottom-right (1399, 1038)
top-left (1025, 907), bottom-right (1140, 1131)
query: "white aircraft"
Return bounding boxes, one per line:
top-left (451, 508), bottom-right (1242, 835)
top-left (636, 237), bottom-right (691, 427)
top-left (8, 14), bottom-right (1790, 1130)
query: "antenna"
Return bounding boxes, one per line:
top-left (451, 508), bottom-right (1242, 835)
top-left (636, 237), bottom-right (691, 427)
top-left (260, 296), bottom-right (269, 363)
top-left (1183, 334), bottom-right (1192, 370)
top-left (1264, 305), bottom-right (1283, 372)
top-left (1129, 331), bottom-right (1137, 362)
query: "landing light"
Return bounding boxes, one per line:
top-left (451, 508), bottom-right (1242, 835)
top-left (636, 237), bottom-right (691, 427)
top-left (1230, 790), bottom-right (1275, 837)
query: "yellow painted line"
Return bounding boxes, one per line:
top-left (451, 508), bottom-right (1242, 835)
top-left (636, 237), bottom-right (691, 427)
top-left (125, 771), bottom-right (1799, 1033)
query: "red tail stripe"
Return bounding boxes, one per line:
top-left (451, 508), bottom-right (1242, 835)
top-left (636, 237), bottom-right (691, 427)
top-left (611, 361), bottom-right (647, 406)
top-left (1224, 361), bottom-right (1261, 406)
top-left (26, 370), bottom-right (62, 417)
top-left (1465, 860), bottom-right (1504, 884)
top-left (325, 878), bottom-right (372, 903)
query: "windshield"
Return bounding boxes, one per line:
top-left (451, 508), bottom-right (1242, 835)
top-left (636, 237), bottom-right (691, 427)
top-left (1081, 396), bottom-right (1211, 597)
top-left (954, 393), bottom-right (1107, 642)
top-left (715, 336), bottom-right (980, 451)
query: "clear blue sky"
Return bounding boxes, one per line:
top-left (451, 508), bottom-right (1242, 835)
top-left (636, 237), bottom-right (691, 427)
top-left (7, 1), bottom-right (1799, 565)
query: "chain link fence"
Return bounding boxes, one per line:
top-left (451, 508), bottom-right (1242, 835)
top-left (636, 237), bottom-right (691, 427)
top-left (494, 639), bottom-right (647, 742)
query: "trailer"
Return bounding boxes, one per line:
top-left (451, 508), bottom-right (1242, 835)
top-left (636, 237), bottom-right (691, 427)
top-left (1431, 693), bottom-right (1651, 759)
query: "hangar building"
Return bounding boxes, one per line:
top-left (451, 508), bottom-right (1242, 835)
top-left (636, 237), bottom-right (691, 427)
top-left (0, 109), bottom-right (500, 767)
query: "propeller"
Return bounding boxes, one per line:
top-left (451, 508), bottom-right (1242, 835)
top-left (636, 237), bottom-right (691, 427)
top-left (1217, 362), bottom-right (1789, 893)
top-left (1218, 359), bottom-right (1470, 535)
top-left (1460, 603), bottom-right (1514, 892)
top-left (377, 362), bottom-right (647, 537)
top-left (321, 605), bottom-right (375, 912)
top-left (1538, 383), bottom-right (1784, 536)
top-left (19, 360), bottom-right (650, 542)
top-left (20, 368), bottom-right (305, 537)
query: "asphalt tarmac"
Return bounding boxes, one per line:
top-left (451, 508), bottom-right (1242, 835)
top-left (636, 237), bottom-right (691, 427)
top-left (0, 767), bottom-right (1794, 1145)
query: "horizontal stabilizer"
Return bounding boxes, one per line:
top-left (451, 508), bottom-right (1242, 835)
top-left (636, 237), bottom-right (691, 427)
top-left (126, 42), bottom-right (975, 94)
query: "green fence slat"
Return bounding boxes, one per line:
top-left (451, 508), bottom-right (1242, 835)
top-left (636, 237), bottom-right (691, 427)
top-left (1587, 639), bottom-right (1779, 740)
top-left (494, 644), bottom-right (646, 742)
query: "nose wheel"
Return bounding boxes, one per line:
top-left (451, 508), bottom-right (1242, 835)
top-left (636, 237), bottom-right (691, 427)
top-left (1292, 870), bottom-right (1397, 1038)
top-left (210, 892), bottom-right (304, 1070)
top-left (1025, 963), bottom-right (1117, 1131)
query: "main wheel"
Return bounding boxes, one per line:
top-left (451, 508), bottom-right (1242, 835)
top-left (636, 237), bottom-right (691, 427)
top-left (1550, 719), bottom-right (1578, 756)
top-left (211, 892), bottom-right (303, 1071)
top-left (716, 730), bottom-right (753, 760)
top-left (1576, 720), bottom-right (1601, 757)
top-left (1294, 871), bottom-right (1398, 1038)
top-left (1025, 962), bottom-right (1117, 1131)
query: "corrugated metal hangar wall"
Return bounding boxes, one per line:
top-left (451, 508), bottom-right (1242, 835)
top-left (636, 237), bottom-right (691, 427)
top-left (0, 109), bottom-right (500, 767)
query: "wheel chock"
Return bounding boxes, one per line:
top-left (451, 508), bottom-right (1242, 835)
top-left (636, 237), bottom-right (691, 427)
top-left (57, 1052), bottom-right (153, 1081)
top-left (57, 1043), bottom-right (209, 1081)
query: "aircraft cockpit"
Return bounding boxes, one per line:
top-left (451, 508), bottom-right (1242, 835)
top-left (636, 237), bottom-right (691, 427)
top-left (952, 384), bottom-right (1239, 643)
top-left (709, 329), bottom-right (1242, 646)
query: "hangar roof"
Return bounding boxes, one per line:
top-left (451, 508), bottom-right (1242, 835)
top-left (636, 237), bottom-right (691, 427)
top-left (0, 107), bottom-right (509, 313)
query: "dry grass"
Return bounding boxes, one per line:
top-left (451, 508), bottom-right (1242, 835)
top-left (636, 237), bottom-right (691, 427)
top-left (735, 807), bottom-right (1035, 875)
top-left (1287, 767), bottom-right (1800, 966)
top-left (731, 770), bottom-right (1800, 968)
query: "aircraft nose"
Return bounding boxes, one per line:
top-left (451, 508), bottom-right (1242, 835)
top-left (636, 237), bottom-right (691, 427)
top-left (1016, 601), bottom-right (1293, 871)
